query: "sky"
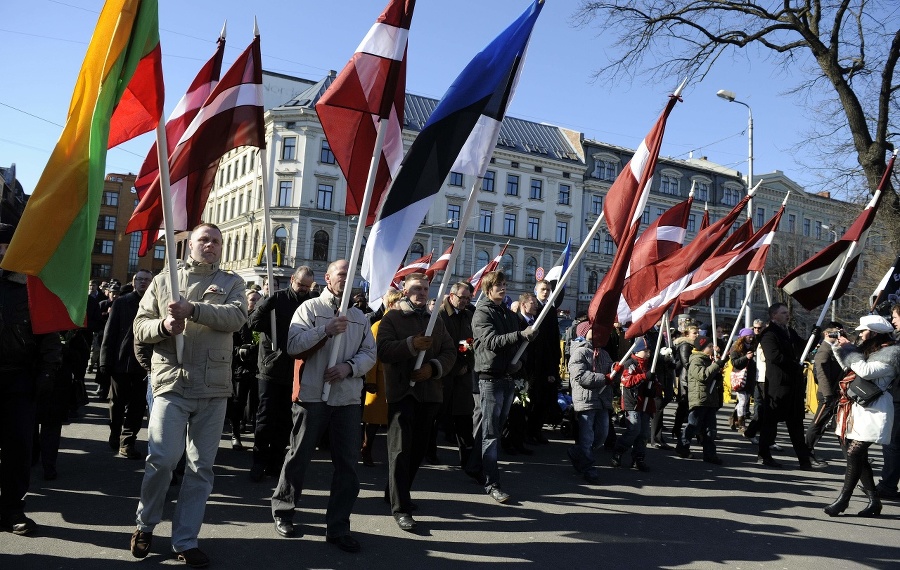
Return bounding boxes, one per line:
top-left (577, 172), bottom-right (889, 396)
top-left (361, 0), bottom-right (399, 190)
top-left (1, 0), bottom-right (847, 198)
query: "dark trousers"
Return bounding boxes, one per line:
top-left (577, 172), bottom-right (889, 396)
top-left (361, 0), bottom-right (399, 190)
top-left (1, 372), bottom-right (37, 517)
top-left (228, 377), bottom-right (254, 434)
top-left (33, 420), bottom-right (63, 476)
top-left (387, 396), bottom-right (440, 515)
top-left (743, 383), bottom-right (766, 438)
top-left (453, 414), bottom-right (475, 468)
top-left (879, 400), bottom-right (900, 492)
top-left (253, 378), bottom-right (292, 470)
top-left (681, 407), bottom-right (718, 459)
top-left (759, 399), bottom-right (810, 461)
top-left (465, 393), bottom-right (484, 476)
top-left (110, 372), bottom-right (148, 449)
top-left (271, 402), bottom-right (361, 537)
top-left (804, 392), bottom-right (838, 452)
top-left (651, 392), bottom-right (673, 444)
top-left (526, 377), bottom-right (557, 437)
top-left (671, 393), bottom-right (689, 439)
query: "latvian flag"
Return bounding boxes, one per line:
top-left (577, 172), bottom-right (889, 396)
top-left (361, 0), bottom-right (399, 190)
top-left (628, 196), bottom-right (693, 276)
top-left (425, 244), bottom-right (454, 282)
top-left (127, 34), bottom-right (264, 255)
top-left (470, 243), bottom-right (509, 294)
top-left (361, 0), bottom-right (543, 304)
top-left (391, 251), bottom-right (433, 289)
top-left (315, 0), bottom-right (413, 226)
top-left (778, 152), bottom-right (895, 310)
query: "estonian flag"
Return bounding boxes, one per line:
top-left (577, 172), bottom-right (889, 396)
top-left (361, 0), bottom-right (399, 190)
top-left (544, 238), bottom-right (571, 293)
top-left (361, 0), bottom-right (543, 303)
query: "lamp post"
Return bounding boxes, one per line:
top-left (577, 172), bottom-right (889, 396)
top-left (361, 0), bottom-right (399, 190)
top-left (822, 224), bottom-right (839, 321)
top-left (717, 89), bottom-right (754, 328)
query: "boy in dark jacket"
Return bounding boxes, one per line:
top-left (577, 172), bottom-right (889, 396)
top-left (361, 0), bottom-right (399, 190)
top-left (676, 336), bottom-right (725, 464)
top-left (611, 337), bottom-right (659, 472)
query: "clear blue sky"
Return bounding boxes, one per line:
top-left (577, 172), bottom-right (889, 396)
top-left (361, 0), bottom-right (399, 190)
top-left (2, 0), bottom-right (829, 197)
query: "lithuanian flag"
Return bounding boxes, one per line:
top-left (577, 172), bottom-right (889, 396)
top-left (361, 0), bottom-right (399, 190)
top-left (1, 0), bottom-right (164, 333)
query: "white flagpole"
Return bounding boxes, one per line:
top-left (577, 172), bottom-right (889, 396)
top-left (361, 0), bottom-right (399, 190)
top-left (257, 146), bottom-right (277, 349)
top-left (760, 270), bottom-right (773, 306)
top-left (511, 211), bottom-right (606, 365)
top-left (649, 315), bottom-right (665, 374)
top-left (709, 296), bottom-right (718, 354)
top-left (153, 117), bottom-right (184, 364)
top-left (323, 118), bottom-right (389, 401)
top-left (723, 271), bottom-right (761, 356)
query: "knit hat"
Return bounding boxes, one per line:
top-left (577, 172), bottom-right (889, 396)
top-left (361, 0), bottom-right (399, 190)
top-left (632, 336), bottom-right (648, 352)
top-left (693, 336), bottom-right (712, 350)
top-left (738, 327), bottom-right (754, 338)
top-left (576, 320), bottom-right (591, 339)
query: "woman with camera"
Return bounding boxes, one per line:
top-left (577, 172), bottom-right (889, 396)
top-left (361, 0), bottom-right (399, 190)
top-left (823, 315), bottom-right (899, 517)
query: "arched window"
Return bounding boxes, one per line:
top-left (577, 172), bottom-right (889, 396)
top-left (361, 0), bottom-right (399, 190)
top-left (253, 229), bottom-right (260, 256)
top-left (476, 250), bottom-right (490, 272)
top-left (718, 288), bottom-right (727, 306)
top-left (313, 230), bottom-right (329, 261)
top-left (588, 271), bottom-right (599, 293)
top-left (525, 256), bottom-right (538, 281)
top-left (226, 237), bottom-right (233, 262)
top-left (406, 242), bottom-right (425, 264)
top-left (500, 253), bottom-right (514, 278)
top-left (274, 227), bottom-right (288, 266)
top-left (729, 289), bottom-right (737, 309)
top-left (241, 233), bottom-right (247, 259)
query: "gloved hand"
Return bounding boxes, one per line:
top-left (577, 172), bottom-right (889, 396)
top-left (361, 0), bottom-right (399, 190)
top-left (411, 335), bottom-right (433, 352)
top-left (609, 362), bottom-right (622, 381)
top-left (411, 362), bottom-right (433, 381)
top-left (520, 326), bottom-right (538, 342)
top-left (715, 359), bottom-right (727, 368)
top-left (509, 361), bottom-right (523, 375)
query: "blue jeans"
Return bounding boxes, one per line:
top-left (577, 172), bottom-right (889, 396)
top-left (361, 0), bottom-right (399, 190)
top-left (615, 410), bottom-right (650, 460)
top-left (479, 377), bottom-right (515, 491)
top-left (571, 408), bottom-right (609, 471)
top-left (135, 393), bottom-right (227, 552)
top-left (681, 406), bottom-right (718, 458)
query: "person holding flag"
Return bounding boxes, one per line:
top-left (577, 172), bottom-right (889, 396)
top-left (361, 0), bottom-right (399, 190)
top-left (525, 280), bottom-right (562, 445)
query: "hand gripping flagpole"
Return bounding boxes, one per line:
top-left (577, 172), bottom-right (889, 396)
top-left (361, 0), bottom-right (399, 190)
top-left (154, 118), bottom-right (184, 364)
top-left (510, 211), bottom-right (607, 365)
top-left (410, 176), bottom-right (483, 385)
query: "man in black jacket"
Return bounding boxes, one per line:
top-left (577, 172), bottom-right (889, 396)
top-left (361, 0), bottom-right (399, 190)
top-left (525, 281), bottom-right (561, 445)
top-left (249, 266), bottom-right (315, 482)
top-left (100, 269), bottom-right (153, 458)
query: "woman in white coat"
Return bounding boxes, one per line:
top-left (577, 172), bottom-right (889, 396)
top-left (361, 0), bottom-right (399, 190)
top-left (823, 315), bottom-right (899, 517)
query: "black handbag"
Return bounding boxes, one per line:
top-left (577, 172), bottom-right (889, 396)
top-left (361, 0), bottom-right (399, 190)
top-left (846, 376), bottom-right (883, 407)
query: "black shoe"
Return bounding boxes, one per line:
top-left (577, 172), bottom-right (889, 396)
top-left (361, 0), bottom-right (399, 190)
top-left (488, 485), bottom-right (510, 504)
top-left (757, 456), bottom-right (782, 468)
top-left (703, 455), bottom-right (724, 465)
top-left (799, 458), bottom-right (827, 471)
top-left (394, 513), bottom-right (417, 531)
top-left (130, 529), bottom-right (152, 558)
top-left (611, 452), bottom-right (623, 467)
top-left (108, 435), bottom-right (119, 451)
top-left (1, 513), bottom-right (37, 536)
top-left (274, 518), bottom-right (295, 538)
top-left (514, 446), bottom-right (534, 456)
top-left (654, 441), bottom-right (673, 450)
top-left (632, 460), bottom-right (650, 472)
top-left (249, 463), bottom-right (265, 482)
top-left (675, 445), bottom-right (692, 459)
top-left (231, 436), bottom-right (243, 450)
top-left (175, 547), bottom-right (210, 567)
top-left (326, 534), bottom-right (361, 553)
top-left (876, 485), bottom-right (900, 499)
top-left (120, 447), bottom-right (143, 460)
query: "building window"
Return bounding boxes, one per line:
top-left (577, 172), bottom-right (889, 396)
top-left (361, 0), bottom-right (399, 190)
top-left (591, 195), bottom-right (603, 215)
top-left (316, 184), bottom-right (334, 210)
top-left (91, 263), bottom-right (112, 278)
top-left (99, 215), bottom-right (116, 231)
top-left (687, 214), bottom-right (696, 232)
top-left (478, 209), bottom-right (493, 233)
top-left (312, 230), bottom-right (329, 261)
top-left (756, 206), bottom-right (766, 228)
top-left (525, 256), bottom-right (538, 280)
top-left (406, 242), bottom-right (425, 264)
top-left (153, 245), bottom-right (165, 259)
top-left (593, 159), bottom-right (616, 180)
top-left (274, 227), bottom-right (287, 265)
top-left (723, 187), bottom-right (740, 206)
top-left (696, 182), bottom-right (709, 201)
top-left (556, 221), bottom-right (568, 244)
top-left (503, 213), bottom-right (516, 237)
top-left (558, 184), bottom-right (570, 205)
top-left (815, 220), bottom-right (823, 240)
top-left (127, 232), bottom-right (140, 275)
top-left (788, 214), bottom-right (796, 233)
top-left (95, 239), bottom-right (114, 255)
top-left (530, 179), bottom-right (543, 200)
top-left (218, 170), bottom-right (224, 188)
top-left (282, 137), bottom-right (297, 160)
top-left (449, 171), bottom-right (463, 187)
top-left (660, 175), bottom-right (680, 195)
top-left (482, 170), bottom-right (495, 192)
top-left (226, 164), bottom-right (232, 183)
top-left (527, 216), bottom-right (540, 240)
top-left (249, 152), bottom-right (255, 171)
top-left (241, 233), bottom-right (248, 259)
top-left (476, 250), bottom-right (489, 271)
top-left (500, 253), bottom-right (514, 277)
top-left (656, 207), bottom-right (665, 219)
top-left (230, 197), bottom-right (236, 218)
top-left (604, 234), bottom-right (615, 255)
top-left (588, 271), bottom-right (599, 292)
top-left (718, 288), bottom-right (727, 306)
top-left (534, 166), bottom-right (542, 173)
top-left (590, 233), bottom-right (601, 253)
top-left (506, 174), bottom-right (519, 196)
top-left (278, 181), bottom-right (292, 207)
top-left (103, 191), bottom-right (118, 206)
top-left (241, 155), bottom-right (247, 176)
top-left (320, 139), bottom-right (335, 164)
top-left (729, 289), bottom-right (737, 309)
top-left (642, 208), bottom-right (650, 224)
top-left (447, 204), bottom-right (461, 229)
top-left (803, 218), bottom-right (811, 237)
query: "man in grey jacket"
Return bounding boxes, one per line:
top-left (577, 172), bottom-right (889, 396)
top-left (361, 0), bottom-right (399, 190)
top-left (129, 224), bottom-right (247, 567)
top-left (271, 259), bottom-right (376, 553)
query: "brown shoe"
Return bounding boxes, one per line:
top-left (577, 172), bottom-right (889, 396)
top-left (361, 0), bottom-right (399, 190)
top-left (176, 547), bottom-right (210, 567)
top-left (130, 529), bottom-right (152, 559)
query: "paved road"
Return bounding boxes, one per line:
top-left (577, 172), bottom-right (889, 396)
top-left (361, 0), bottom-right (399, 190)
top-left (2, 379), bottom-right (899, 569)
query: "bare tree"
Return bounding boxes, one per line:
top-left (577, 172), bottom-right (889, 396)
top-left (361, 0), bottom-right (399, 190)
top-left (574, 1), bottom-right (900, 215)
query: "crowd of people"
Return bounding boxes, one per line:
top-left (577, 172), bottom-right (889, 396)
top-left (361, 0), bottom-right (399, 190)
top-left (2, 219), bottom-right (899, 568)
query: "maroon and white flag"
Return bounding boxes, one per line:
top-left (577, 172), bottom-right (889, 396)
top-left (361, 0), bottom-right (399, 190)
top-left (315, 0), bottom-right (414, 226)
top-left (699, 203), bottom-right (710, 232)
top-left (470, 243), bottom-right (508, 293)
top-left (127, 34), bottom-right (264, 254)
top-left (425, 244), bottom-right (454, 282)
top-left (588, 88), bottom-right (683, 347)
top-left (629, 196), bottom-right (693, 276)
top-left (391, 252), bottom-right (433, 289)
top-left (778, 152), bottom-right (895, 310)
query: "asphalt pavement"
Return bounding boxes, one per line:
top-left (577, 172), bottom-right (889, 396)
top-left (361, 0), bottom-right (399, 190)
top-left (2, 378), bottom-right (899, 569)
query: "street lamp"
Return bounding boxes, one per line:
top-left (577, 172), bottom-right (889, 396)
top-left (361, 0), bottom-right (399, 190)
top-left (717, 88), bottom-right (754, 328)
top-left (822, 224), bottom-right (839, 321)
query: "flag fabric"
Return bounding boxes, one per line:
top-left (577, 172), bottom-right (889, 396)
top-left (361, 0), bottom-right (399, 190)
top-left (425, 244), bottom-right (454, 282)
top-left (673, 205), bottom-right (785, 312)
top-left (392, 252), bottom-right (433, 287)
top-left (620, 193), bottom-right (753, 339)
top-left (470, 243), bottom-right (509, 294)
top-left (362, 0), bottom-right (543, 304)
top-left (629, 197), bottom-right (693, 276)
top-left (133, 32), bottom-right (225, 213)
top-left (871, 255), bottom-right (900, 311)
top-left (315, 0), bottom-right (414, 226)
top-left (713, 218), bottom-right (754, 256)
top-left (699, 203), bottom-right (710, 232)
top-left (127, 34), bottom-right (265, 256)
top-left (544, 239), bottom-right (571, 283)
top-left (777, 153), bottom-right (894, 310)
top-left (588, 90), bottom-right (683, 347)
top-left (2, 0), bottom-right (163, 333)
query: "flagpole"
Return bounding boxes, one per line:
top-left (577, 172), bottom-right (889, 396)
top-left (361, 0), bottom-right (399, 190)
top-left (411, 176), bottom-right (483, 375)
top-left (324, 118), bottom-right (389, 401)
top-left (257, 146), bottom-right (277, 349)
top-left (709, 296), bottom-right (718, 354)
top-left (760, 271), bottom-right (773, 306)
top-left (649, 316), bottom-right (665, 374)
top-left (153, 117), bottom-right (184, 364)
top-left (723, 271), bottom-right (761, 356)
top-left (511, 211), bottom-right (607, 365)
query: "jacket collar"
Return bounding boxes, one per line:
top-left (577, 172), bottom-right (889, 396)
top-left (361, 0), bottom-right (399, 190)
top-left (184, 256), bottom-right (220, 275)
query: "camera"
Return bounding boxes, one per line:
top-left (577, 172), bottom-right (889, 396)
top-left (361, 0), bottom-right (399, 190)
top-left (827, 331), bottom-right (843, 339)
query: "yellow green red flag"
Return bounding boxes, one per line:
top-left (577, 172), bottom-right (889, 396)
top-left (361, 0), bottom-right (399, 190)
top-left (1, 0), bottom-right (163, 332)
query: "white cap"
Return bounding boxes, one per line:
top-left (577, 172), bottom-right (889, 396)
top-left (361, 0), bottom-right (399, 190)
top-left (855, 314), bottom-right (894, 334)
